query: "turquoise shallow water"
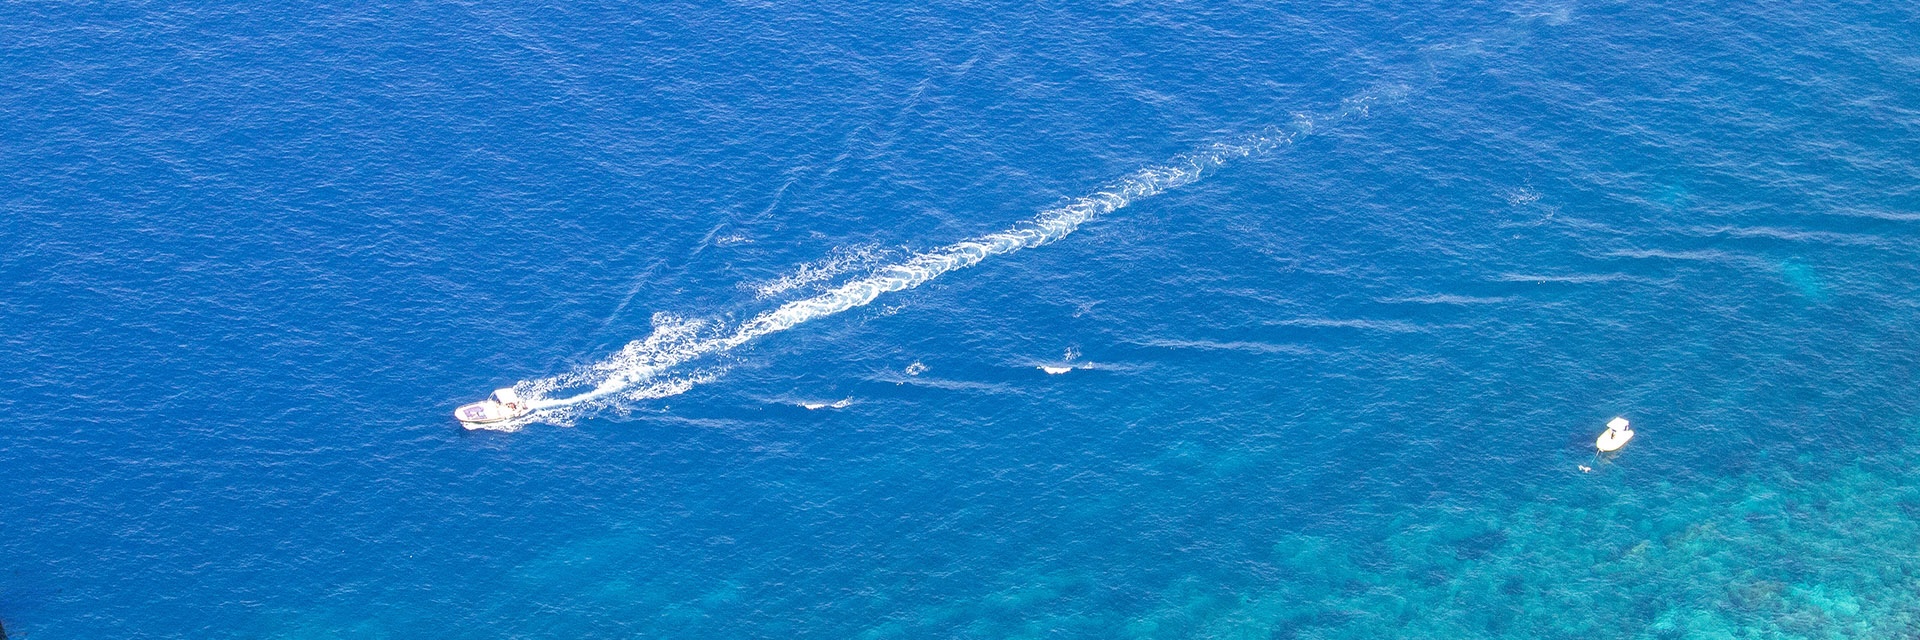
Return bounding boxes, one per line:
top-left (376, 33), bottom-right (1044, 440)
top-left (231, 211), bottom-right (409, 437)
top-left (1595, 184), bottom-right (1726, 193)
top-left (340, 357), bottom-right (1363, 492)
top-left (4, 0), bottom-right (1920, 637)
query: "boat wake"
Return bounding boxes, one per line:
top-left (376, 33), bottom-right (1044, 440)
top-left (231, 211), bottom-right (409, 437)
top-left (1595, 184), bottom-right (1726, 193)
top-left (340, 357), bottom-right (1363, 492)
top-left (501, 94), bottom-right (1390, 427)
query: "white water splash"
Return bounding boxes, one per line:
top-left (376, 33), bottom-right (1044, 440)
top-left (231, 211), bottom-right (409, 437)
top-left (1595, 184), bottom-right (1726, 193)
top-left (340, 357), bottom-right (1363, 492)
top-left (505, 97), bottom-right (1384, 423)
top-left (800, 398), bottom-right (853, 410)
top-left (743, 244), bottom-right (892, 300)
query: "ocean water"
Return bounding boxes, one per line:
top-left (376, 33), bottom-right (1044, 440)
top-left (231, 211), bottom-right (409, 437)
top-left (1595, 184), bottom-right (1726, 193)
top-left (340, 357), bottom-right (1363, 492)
top-left (5, 0), bottom-right (1920, 637)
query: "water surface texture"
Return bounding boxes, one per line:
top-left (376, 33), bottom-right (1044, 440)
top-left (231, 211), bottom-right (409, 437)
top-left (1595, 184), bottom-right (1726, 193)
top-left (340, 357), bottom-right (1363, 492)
top-left (5, 1), bottom-right (1920, 637)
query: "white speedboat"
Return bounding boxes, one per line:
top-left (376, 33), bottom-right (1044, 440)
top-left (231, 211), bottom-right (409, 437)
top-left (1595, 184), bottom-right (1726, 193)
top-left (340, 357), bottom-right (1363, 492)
top-left (455, 388), bottom-right (530, 427)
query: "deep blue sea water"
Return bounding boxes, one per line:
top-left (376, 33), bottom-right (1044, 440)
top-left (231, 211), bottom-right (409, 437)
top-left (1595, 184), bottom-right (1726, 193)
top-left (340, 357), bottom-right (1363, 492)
top-left (5, 0), bottom-right (1920, 637)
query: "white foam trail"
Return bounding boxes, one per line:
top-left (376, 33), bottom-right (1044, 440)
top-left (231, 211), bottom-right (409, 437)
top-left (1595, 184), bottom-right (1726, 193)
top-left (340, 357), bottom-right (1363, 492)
top-left (744, 244), bottom-right (891, 300)
top-left (512, 97), bottom-right (1383, 420)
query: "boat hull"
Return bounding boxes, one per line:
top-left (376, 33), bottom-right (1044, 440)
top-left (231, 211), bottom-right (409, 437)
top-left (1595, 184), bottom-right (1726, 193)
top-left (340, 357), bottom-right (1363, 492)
top-left (455, 401), bottom-right (517, 426)
top-left (1596, 429), bottom-right (1634, 452)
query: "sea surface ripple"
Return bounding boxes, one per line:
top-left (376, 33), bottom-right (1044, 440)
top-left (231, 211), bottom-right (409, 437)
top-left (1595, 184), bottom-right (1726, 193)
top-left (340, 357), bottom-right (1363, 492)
top-left (3, 0), bottom-right (1919, 638)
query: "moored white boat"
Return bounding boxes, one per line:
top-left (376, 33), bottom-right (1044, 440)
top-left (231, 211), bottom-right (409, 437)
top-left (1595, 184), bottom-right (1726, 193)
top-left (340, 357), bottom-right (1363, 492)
top-left (1596, 416), bottom-right (1634, 452)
